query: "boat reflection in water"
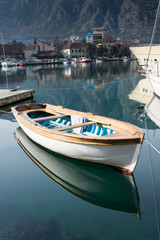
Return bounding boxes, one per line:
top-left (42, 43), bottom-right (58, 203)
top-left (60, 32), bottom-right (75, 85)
top-left (145, 94), bottom-right (160, 128)
top-left (14, 127), bottom-right (140, 216)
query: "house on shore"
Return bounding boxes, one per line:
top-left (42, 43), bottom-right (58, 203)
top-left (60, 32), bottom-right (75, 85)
top-left (24, 44), bottom-right (38, 60)
top-left (0, 44), bottom-right (24, 60)
top-left (24, 39), bottom-right (56, 60)
top-left (61, 43), bottom-right (88, 59)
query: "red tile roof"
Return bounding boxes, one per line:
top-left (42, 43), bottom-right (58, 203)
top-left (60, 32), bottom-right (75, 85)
top-left (37, 51), bottom-right (56, 57)
top-left (24, 44), bottom-right (37, 50)
top-left (0, 44), bottom-right (23, 54)
top-left (63, 43), bottom-right (85, 49)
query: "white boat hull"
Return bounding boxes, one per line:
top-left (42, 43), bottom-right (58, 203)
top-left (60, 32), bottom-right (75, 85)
top-left (15, 127), bottom-right (140, 214)
top-left (1, 61), bottom-right (17, 68)
top-left (147, 72), bottom-right (160, 97)
top-left (145, 94), bottom-right (160, 127)
top-left (18, 121), bottom-right (141, 173)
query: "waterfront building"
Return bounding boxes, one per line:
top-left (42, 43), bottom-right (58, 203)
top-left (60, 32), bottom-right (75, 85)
top-left (24, 44), bottom-right (38, 60)
top-left (0, 44), bottom-right (24, 60)
top-left (36, 39), bottom-right (56, 52)
top-left (24, 39), bottom-right (56, 60)
top-left (86, 27), bottom-right (114, 45)
top-left (61, 43), bottom-right (88, 58)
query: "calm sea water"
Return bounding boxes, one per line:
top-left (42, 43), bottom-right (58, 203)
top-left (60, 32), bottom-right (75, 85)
top-left (0, 61), bottom-right (160, 240)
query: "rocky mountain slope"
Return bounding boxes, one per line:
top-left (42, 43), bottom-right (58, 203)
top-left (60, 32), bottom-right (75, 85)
top-left (0, 0), bottom-right (159, 43)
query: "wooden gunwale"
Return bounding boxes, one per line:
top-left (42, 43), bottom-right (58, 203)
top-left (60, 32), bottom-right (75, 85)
top-left (19, 104), bottom-right (141, 134)
top-left (46, 104), bottom-right (142, 134)
top-left (13, 109), bottom-right (142, 146)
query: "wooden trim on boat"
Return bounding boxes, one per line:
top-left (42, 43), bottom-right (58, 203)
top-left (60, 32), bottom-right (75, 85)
top-left (12, 104), bottom-right (144, 145)
top-left (32, 114), bottom-right (69, 122)
top-left (14, 114), bottom-right (142, 145)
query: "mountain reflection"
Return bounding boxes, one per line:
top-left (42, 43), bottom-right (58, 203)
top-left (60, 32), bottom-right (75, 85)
top-left (14, 127), bottom-right (140, 216)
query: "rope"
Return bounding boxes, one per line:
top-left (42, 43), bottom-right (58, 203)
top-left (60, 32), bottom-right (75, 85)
top-left (141, 212), bottom-right (160, 219)
top-left (145, 139), bottom-right (160, 154)
top-left (145, 121), bottom-right (160, 240)
top-left (0, 109), bottom-right (11, 114)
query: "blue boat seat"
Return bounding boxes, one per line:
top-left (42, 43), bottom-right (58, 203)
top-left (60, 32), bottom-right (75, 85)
top-left (36, 116), bottom-right (116, 136)
top-left (50, 118), bottom-right (71, 128)
top-left (83, 125), bottom-right (116, 136)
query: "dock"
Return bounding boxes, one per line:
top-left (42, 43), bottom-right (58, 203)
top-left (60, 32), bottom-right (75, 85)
top-left (0, 89), bottom-right (35, 107)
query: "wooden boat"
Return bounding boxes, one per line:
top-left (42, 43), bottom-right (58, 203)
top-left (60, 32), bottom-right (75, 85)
top-left (11, 103), bottom-right (144, 174)
top-left (14, 127), bottom-right (140, 215)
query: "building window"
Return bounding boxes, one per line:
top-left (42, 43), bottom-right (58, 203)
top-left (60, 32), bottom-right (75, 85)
top-left (72, 50), bottom-right (73, 53)
top-left (75, 49), bottom-right (77, 52)
top-left (79, 49), bottom-right (81, 53)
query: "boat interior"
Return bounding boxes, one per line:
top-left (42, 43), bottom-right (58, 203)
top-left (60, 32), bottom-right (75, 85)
top-left (27, 110), bottom-right (117, 136)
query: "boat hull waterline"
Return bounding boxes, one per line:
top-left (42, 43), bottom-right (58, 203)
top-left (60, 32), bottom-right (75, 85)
top-left (12, 103), bottom-right (144, 174)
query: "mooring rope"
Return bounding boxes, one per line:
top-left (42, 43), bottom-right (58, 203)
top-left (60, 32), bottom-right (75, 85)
top-left (0, 109), bottom-right (11, 114)
top-left (145, 139), bottom-right (160, 154)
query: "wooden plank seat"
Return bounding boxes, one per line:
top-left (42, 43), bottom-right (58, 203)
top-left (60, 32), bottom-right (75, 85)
top-left (31, 112), bottom-right (115, 136)
top-left (55, 121), bottom-right (95, 132)
top-left (33, 114), bottom-right (69, 122)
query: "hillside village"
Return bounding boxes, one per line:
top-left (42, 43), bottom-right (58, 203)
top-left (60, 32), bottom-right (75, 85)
top-left (0, 27), bottom-right (134, 63)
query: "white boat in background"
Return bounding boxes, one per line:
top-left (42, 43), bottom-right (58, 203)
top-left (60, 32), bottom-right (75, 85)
top-left (62, 58), bottom-right (71, 65)
top-left (78, 57), bottom-right (92, 63)
top-left (96, 58), bottom-right (103, 63)
top-left (71, 58), bottom-right (78, 64)
top-left (122, 56), bottom-right (130, 62)
top-left (145, 94), bottom-right (160, 127)
top-left (1, 59), bottom-right (17, 68)
top-left (12, 103), bottom-right (144, 174)
top-left (14, 127), bottom-right (140, 215)
top-left (147, 70), bottom-right (160, 97)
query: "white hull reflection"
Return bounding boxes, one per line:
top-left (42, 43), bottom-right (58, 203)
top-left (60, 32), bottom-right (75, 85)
top-left (14, 127), bottom-right (140, 215)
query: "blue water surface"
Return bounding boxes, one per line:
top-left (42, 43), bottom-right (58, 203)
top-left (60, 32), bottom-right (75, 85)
top-left (0, 61), bottom-right (160, 240)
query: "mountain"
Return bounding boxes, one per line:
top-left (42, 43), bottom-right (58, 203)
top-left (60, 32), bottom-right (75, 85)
top-left (0, 0), bottom-right (159, 43)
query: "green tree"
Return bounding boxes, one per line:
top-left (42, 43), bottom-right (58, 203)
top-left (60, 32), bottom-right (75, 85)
top-left (86, 43), bottom-right (97, 58)
top-left (96, 45), bottom-right (105, 56)
top-left (118, 46), bottom-right (131, 57)
top-left (53, 36), bottom-right (62, 51)
top-left (108, 45), bottom-right (118, 57)
top-left (54, 51), bottom-right (64, 58)
top-left (96, 45), bottom-right (108, 57)
top-left (11, 40), bottom-right (26, 49)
